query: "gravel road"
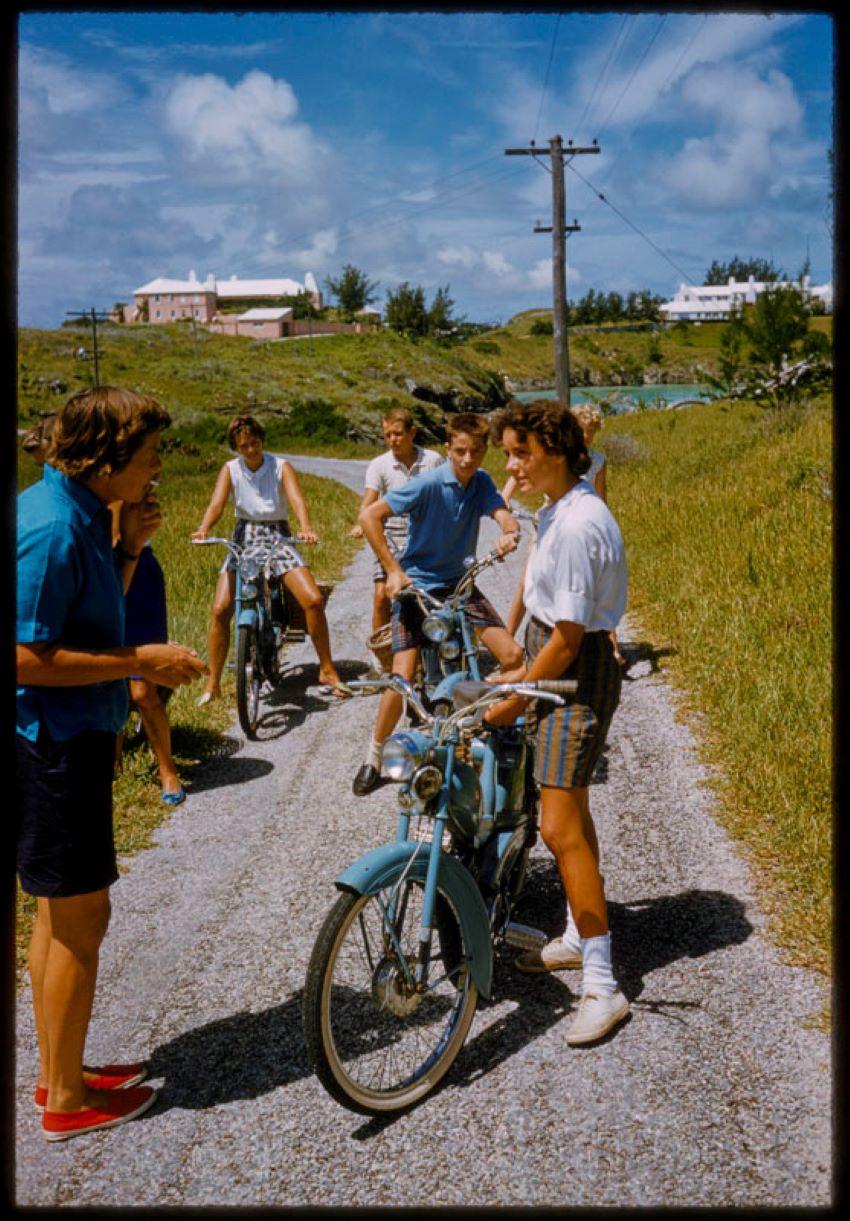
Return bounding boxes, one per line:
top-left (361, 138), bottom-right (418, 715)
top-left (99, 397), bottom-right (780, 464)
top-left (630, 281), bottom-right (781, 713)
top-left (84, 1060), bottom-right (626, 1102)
top-left (15, 454), bottom-right (831, 1207)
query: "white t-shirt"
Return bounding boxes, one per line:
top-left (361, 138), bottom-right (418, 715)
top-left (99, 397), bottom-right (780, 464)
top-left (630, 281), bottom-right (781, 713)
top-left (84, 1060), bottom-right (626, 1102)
top-left (364, 446), bottom-right (444, 535)
top-left (227, 453), bottom-right (290, 521)
top-left (524, 480), bottom-right (626, 631)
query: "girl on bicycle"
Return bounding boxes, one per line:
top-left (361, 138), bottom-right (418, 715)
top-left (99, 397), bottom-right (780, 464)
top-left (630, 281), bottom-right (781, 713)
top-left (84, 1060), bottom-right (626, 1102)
top-left (192, 415), bottom-right (347, 703)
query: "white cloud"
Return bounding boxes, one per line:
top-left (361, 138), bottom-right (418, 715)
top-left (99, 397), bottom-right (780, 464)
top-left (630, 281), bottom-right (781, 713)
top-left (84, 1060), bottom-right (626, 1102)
top-left (528, 257), bottom-right (581, 290)
top-left (163, 69), bottom-right (325, 185)
top-left (19, 44), bottom-right (128, 114)
top-left (659, 66), bottom-right (804, 209)
top-left (482, 250), bottom-right (514, 277)
top-left (437, 245), bottom-right (478, 269)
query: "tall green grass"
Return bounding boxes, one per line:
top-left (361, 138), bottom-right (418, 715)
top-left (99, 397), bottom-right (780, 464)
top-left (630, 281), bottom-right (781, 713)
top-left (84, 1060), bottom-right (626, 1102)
top-left (598, 396), bottom-right (832, 976)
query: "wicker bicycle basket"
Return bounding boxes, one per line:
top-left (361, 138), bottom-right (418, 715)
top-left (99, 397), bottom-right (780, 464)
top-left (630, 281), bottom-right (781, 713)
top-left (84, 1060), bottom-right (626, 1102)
top-left (367, 623), bottom-right (394, 673)
top-left (283, 579), bottom-right (334, 633)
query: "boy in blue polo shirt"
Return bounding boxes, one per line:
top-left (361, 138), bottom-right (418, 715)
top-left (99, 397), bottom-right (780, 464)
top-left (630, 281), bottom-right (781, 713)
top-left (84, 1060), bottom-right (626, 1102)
top-left (353, 412), bottom-right (522, 794)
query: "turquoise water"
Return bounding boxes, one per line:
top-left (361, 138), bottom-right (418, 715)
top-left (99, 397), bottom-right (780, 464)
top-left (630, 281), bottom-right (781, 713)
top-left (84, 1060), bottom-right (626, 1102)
top-left (516, 383), bottom-right (712, 414)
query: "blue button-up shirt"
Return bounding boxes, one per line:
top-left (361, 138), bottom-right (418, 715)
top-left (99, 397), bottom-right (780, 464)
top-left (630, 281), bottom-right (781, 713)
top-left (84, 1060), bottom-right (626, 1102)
top-left (17, 465), bottom-right (128, 741)
top-left (384, 463), bottom-right (505, 590)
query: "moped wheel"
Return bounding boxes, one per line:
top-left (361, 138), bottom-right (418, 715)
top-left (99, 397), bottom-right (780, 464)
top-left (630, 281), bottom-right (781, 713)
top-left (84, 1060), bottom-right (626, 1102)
top-left (235, 624), bottom-right (261, 739)
top-left (303, 880), bottom-right (479, 1115)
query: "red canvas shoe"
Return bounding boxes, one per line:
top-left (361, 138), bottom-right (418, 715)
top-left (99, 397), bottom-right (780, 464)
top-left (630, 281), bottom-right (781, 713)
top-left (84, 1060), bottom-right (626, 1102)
top-left (42, 1084), bottom-right (158, 1142)
top-left (34, 1063), bottom-right (148, 1112)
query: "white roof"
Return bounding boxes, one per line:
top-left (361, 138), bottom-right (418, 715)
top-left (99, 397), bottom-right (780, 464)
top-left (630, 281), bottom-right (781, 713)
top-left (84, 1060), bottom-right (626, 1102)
top-left (238, 308), bottom-right (293, 321)
top-left (216, 278), bottom-right (304, 298)
top-left (134, 277), bottom-right (214, 295)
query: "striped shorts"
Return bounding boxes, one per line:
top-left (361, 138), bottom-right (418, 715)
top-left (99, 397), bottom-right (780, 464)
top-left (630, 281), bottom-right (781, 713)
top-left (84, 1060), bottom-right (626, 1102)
top-left (526, 618), bottom-right (622, 789)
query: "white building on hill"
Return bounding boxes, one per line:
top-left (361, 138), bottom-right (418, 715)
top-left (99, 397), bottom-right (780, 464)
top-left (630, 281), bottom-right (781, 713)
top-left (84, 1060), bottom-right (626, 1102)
top-left (121, 269), bottom-right (323, 325)
top-left (660, 275), bottom-right (833, 323)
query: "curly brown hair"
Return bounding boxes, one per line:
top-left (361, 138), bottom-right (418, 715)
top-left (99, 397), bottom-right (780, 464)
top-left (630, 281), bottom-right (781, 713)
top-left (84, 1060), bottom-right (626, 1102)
top-left (48, 388), bottom-right (171, 480)
top-left (227, 415), bottom-right (266, 449)
top-left (490, 399), bottom-right (591, 477)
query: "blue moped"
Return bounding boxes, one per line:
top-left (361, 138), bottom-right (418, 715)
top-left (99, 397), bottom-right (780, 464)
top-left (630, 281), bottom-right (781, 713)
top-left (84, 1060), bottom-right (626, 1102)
top-left (302, 673), bottom-right (576, 1114)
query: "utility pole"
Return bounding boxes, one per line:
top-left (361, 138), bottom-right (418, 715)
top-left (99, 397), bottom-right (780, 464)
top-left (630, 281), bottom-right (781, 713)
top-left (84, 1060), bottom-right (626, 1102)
top-left (190, 313), bottom-right (199, 362)
top-left (65, 306), bottom-right (110, 388)
top-left (506, 135), bottom-right (599, 406)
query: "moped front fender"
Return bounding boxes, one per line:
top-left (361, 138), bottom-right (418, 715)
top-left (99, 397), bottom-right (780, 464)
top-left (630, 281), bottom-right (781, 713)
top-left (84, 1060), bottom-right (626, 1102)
top-left (237, 606), bottom-right (259, 630)
top-left (336, 841), bottom-right (493, 999)
top-left (428, 670), bottom-right (468, 707)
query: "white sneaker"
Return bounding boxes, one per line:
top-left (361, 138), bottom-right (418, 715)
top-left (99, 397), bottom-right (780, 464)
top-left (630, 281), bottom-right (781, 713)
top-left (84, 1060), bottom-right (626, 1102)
top-left (515, 937), bottom-right (582, 973)
top-left (565, 990), bottom-right (630, 1045)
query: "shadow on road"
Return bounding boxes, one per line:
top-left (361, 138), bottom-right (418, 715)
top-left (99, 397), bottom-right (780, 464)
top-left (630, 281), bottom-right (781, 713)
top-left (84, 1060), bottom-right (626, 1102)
top-left (250, 658), bottom-right (372, 742)
top-left (620, 638), bottom-right (677, 680)
top-left (146, 993), bottom-right (310, 1112)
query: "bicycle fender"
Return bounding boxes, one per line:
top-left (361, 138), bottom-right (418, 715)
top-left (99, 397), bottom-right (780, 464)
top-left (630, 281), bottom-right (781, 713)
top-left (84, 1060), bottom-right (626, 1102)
top-left (237, 607), bottom-right (259, 630)
top-left (335, 841), bottom-right (493, 999)
top-left (429, 670), bottom-right (468, 706)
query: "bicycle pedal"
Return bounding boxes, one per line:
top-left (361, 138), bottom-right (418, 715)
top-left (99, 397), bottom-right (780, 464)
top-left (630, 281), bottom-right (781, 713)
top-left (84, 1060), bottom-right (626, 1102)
top-left (503, 922), bottom-right (548, 951)
top-left (284, 628), bottom-right (306, 642)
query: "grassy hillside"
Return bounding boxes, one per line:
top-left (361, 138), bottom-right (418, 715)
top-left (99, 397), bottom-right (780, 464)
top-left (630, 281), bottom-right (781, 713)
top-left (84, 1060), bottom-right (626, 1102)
top-left (456, 309), bottom-right (833, 390)
top-left (18, 323), bottom-right (507, 449)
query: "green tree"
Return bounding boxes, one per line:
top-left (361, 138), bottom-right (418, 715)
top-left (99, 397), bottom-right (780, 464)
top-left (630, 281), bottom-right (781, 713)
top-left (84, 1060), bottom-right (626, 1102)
top-left (385, 282), bottom-right (428, 337)
top-left (705, 256), bottom-right (783, 285)
top-left (427, 284), bottom-right (459, 338)
top-left (324, 264), bottom-right (379, 320)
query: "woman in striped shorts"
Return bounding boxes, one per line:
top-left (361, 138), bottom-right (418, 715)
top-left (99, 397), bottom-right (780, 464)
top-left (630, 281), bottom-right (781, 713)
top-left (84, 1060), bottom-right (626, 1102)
top-left (485, 399), bottom-right (630, 1046)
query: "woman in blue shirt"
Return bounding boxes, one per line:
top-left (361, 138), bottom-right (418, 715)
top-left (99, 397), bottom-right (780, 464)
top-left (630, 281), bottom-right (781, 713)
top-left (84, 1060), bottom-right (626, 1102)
top-left (17, 387), bottom-right (208, 1141)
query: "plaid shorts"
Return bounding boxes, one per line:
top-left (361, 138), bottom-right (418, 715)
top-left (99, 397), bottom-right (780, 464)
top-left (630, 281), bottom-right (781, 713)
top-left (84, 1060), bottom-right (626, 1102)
top-left (526, 618), bottom-right (622, 789)
top-left (391, 583), bottom-right (504, 655)
top-left (221, 519), bottom-right (305, 576)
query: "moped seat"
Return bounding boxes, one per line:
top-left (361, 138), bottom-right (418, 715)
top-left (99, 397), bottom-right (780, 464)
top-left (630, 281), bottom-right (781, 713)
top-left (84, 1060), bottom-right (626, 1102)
top-left (451, 680), bottom-right (493, 709)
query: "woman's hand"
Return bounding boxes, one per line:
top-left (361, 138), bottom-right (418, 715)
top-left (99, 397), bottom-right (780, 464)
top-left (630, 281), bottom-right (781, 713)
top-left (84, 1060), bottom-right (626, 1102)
top-left (350, 523), bottom-right (364, 539)
top-left (120, 493), bottom-right (161, 554)
top-left (135, 643), bottom-right (209, 688)
top-left (297, 527), bottom-right (318, 545)
top-left (190, 527), bottom-right (209, 541)
top-left (486, 665), bottom-right (527, 685)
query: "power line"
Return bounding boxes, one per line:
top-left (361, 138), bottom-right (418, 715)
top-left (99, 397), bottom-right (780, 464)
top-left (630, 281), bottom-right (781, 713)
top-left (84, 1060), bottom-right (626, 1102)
top-left (575, 13), bottom-right (630, 137)
top-left (595, 13), bottom-right (668, 139)
top-left (565, 160), bottom-right (700, 284)
top-left (533, 13), bottom-right (562, 145)
top-left (613, 14), bottom-right (708, 160)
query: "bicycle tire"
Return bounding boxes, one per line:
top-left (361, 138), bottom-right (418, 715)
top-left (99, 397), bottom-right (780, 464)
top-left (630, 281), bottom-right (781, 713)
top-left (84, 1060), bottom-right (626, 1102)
top-left (303, 882), bottom-right (478, 1115)
top-left (236, 623), bottom-right (261, 739)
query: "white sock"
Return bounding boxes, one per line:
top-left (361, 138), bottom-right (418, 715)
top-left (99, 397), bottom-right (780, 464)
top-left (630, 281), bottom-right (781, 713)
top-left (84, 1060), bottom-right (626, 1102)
top-left (580, 933), bottom-right (617, 997)
top-left (561, 902), bottom-right (581, 954)
top-left (366, 737), bottom-right (384, 771)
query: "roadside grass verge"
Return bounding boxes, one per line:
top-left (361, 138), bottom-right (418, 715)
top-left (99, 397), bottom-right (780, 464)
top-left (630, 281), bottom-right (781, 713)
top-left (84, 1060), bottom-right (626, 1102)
top-left (15, 446), bottom-right (361, 978)
top-left (598, 396), bottom-right (832, 980)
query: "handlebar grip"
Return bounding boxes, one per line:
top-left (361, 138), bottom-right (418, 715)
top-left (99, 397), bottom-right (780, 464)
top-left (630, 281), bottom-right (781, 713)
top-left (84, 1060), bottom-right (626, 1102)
top-left (533, 680), bottom-right (578, 696)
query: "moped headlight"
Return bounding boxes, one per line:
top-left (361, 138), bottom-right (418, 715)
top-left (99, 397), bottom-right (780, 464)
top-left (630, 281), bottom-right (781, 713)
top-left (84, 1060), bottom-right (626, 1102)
top-left (411, 764), bottom-right (443, 800)
top-left (383, 732), bottom-right (427, 782)
top-left (241, 582), bottom-right (259, 600)
top-left (422, 613), bottom-right (450, 643)
top-left (439, 639), bottom-right (460, 660)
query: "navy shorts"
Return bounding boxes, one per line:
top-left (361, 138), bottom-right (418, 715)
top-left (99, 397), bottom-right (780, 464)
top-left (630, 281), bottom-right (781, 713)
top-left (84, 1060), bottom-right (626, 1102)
top-left (124, 547), bottom-right (168, 648)
top-left (390, 583), bottom-right (503, 655)
top-left (16, 728), bottom-right (119, 898)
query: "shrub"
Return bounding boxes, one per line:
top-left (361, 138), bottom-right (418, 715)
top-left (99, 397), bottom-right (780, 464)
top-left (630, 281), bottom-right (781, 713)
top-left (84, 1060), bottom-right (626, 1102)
top-left (530, 318), bottom-right (554, 336)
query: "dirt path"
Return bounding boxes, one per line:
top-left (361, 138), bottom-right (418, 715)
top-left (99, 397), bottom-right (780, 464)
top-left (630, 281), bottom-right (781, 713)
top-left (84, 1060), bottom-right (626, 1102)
top-left (15, 455), bottom-right (831, 1207)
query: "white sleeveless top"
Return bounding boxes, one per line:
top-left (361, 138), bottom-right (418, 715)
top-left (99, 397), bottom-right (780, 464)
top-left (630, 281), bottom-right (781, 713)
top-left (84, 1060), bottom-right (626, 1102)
top-left (227, 454), bottom-right (289, 521)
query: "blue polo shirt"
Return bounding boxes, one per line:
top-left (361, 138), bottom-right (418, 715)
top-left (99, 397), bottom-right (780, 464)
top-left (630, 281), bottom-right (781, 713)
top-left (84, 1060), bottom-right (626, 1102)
top-left (17, 465), bottom-right (128, 742)
top-left (384, 463), bottom-right (505, 590)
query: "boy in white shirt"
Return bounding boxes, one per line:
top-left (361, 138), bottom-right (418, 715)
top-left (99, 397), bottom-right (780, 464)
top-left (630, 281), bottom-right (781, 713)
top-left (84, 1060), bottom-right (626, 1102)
top-left (351, 407), bottom-right (444, 632)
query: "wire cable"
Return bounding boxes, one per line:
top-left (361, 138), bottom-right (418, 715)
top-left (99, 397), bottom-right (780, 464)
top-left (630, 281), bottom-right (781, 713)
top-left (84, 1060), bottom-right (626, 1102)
top-left (533, 12), bottom-right (562, 145)
top-left (613, 13), bottom-right (707, 157)
top-left (595, 13), bottom-right (668, 139)
top-left (575, 13), bottom-right (630, 138)
top-left (566, 159), bottom-right (700, 284)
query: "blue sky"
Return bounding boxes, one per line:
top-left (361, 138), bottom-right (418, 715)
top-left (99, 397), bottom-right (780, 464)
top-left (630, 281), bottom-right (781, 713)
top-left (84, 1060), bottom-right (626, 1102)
top-left (19, 10), bottom-right (834, 328)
